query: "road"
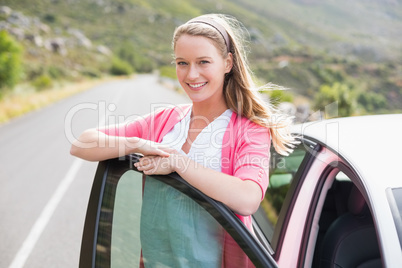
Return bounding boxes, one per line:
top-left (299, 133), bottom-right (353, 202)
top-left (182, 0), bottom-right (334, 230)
top-left (0, 74), bottom-right (189, 268)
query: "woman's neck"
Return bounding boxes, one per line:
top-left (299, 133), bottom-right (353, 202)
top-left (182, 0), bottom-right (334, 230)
top-left (191, 100), bottom-right (229, 123)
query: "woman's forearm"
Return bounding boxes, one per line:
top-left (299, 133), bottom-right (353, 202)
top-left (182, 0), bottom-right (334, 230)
top-left (70, 129), bottom-right (138, 161)
top-left (71, 128), bottom-right (170, 161)
top-left (70, 128), bottom-right (140, 161)
top-left (172, 154), bottom-right (262, 216)
top-left (134, 153), bottom-right (263, 215)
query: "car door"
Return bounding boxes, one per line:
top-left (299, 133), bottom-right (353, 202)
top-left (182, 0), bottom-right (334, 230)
top-left (79, 154), bottom-right (279, 268)
top-left (252, 137), bottom-right (383, 267)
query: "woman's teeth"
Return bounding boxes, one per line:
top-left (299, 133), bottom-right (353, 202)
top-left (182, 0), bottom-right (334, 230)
top-left (189, 82), bottom-right (207, 88)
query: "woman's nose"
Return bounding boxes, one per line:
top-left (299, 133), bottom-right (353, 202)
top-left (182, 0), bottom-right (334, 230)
top-left (187, 65), bottom-right (199, 80)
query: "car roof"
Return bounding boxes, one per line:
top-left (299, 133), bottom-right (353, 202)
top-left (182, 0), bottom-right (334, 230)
top-left (293, 114), bottom-right (402, 190)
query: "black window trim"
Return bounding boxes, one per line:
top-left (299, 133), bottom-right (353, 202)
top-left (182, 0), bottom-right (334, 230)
top-left (79, 154), bottom-right (278, 268)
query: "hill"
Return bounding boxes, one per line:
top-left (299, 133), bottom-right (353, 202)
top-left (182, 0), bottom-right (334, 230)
top-left (0, 0), bottom-right (401, 115)
top-left (3, 0), bottom-right (401, 61)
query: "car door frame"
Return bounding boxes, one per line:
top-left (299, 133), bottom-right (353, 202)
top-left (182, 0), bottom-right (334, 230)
top-left (79, 154), bottom-right (279, 268)
top-left (281, 135), bottom-right (382, 267)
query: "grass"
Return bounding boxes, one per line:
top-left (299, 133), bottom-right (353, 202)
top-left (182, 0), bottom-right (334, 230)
top-left (0, 76), bottom-right (121, 124)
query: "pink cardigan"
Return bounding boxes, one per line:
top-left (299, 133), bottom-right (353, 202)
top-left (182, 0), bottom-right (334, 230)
top-left (100, 104), bottom-right (270, 267)
top-left (100, 104), bottom-right (270, 227)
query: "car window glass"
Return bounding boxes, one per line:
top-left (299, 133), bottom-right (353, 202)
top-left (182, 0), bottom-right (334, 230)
top-left (96, 169), bottom-right (257, 268)
top-left (254, 145), bottom-right (307, 244)
top-left (111, 170), bottom-right (143, 267)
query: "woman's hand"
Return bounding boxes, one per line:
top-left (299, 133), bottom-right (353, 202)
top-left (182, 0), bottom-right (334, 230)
top-left (134, 149), bottom-right (182, 175)
top-left (134, 139), bottom-right (171, 157)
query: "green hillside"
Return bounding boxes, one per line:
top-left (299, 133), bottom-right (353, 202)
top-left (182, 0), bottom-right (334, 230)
top-left (1, 0), bottom-right (401, 115)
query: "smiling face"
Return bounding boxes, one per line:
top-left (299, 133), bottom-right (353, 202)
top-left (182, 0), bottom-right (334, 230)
top-left (174, 34), bottom-right (232, 106)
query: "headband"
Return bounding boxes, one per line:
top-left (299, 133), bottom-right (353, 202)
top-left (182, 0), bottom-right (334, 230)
top-left (188, 17), bottom-right (231, 52)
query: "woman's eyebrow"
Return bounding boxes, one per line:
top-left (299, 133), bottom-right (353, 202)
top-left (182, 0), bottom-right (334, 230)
top-left (175, 56), bottom-right (213, 60)
top-left (197, 56), bottom-right (213, 60)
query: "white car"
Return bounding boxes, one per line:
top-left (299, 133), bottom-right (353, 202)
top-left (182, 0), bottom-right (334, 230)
top-left (79, 114), bottom-right (402, 267)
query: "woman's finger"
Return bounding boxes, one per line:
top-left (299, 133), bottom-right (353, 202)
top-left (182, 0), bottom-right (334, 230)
top-left (140, 161), bottom-right (159, 174)
top-left (155, 149), bottom-right (170, 157)
top-left (139, 156), bottom-right (155, 165)
top-left (135, 161), bottom-right (152, 170)
top-left (135, 156), bottom-right (158, 170)
top-left (135, 155), bottom-right (173, 175)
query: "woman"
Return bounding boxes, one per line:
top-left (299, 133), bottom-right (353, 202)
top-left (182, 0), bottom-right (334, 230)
top-left (71, 14), bottom-right (295, 267)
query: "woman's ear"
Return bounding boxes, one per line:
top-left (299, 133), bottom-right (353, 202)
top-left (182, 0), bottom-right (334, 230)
top-left (225, 52), bottom-right (233, 74)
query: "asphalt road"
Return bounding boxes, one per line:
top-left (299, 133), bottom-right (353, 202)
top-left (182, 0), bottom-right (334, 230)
top-left (0, 74), bottom-right (189, 268)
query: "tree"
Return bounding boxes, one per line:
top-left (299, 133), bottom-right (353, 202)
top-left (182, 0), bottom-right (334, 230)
top-left (357, 92), bottom-right (387, 113)
top-left (109, 57), bottom-right (133, 76)
top-left (313, 83), bottom-right (354, 117)
top-left (0, 30), bottom-right (23, 95)
top-left (117, 42), bottom-right (155, 73)
top-left (269, 89), bottom-right (294, 105)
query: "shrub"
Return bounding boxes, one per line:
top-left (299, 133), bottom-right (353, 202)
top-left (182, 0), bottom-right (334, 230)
top-left (43, 14), bottom-right (57, 23)
top-left (81, 67), bottom-right (102, 78)
top-left (0, 30), bottom-right (23, 94)
top-left (310, 63), bottom-right (344, 85)
top-left (48, 66), bottom-right (67, 79)
top-left (109, 57), bottom-right (133, 76)
top-left (117, 42), bottom-right (155, 73)
top-left (269, 89), bottom-right (294, 105)
top-left (135, 57), bottom-right (156, 73)
top-left (24, 64), bottom-right (45, 81)
top-left (357, 92), bottom-right (387, 112)
top-left (32, 75), bottom-right (53, 91)
top-left (159, 65), bottom-right (177, 79)
top-left (313, 83), bottom-right (354, 117)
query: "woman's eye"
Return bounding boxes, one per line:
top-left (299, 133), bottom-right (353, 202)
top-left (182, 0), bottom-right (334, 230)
top-left (176, 61), bottom-right (187, 66)
top-left (200, 60), bottom-right (210, 64)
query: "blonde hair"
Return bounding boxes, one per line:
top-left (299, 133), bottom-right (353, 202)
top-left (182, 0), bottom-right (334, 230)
top-left (173, 14), bottom-right (297, 155)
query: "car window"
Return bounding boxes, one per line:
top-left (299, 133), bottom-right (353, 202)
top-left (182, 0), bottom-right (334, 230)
top-left (253, 143), bottom-right (309, 250)
top-left (386, 187), bottom-right (402, 250)
top-left (309, 167), bottom-right (382, 268)
top-left (101, 171), bottom-right (258, 268)
top-left (80, 156), bottom-right (279, 268)
top-left (111, 170), bottom-right (142, 267)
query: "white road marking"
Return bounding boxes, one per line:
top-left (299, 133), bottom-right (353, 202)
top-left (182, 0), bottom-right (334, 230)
top-left (8, 158), bottom-right (84, 268)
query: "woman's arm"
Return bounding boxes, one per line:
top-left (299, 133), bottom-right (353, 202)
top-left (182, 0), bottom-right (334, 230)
top-left (134, 154), bottom-right (262, 216)
top-left (70, 128), bottom-right (170, 161)
top-left (175, 155), bottom-right (262, 216)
